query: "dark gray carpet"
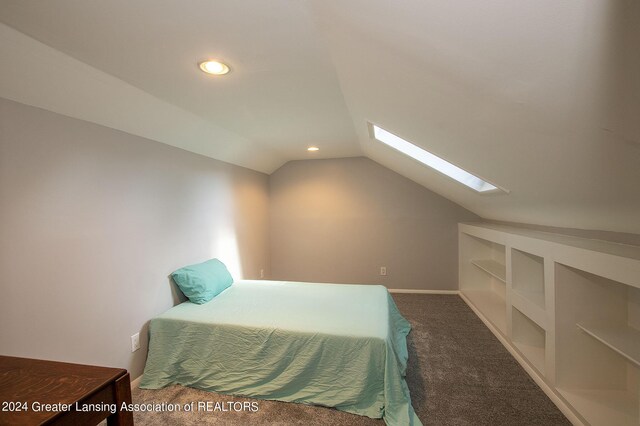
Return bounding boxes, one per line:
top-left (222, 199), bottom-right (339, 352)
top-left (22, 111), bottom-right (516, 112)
top-left (133, 294), bottom-right (570, 425)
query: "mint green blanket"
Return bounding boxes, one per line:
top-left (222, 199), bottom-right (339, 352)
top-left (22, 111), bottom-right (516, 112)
top-left (141, 280), bottom-right (421, 425)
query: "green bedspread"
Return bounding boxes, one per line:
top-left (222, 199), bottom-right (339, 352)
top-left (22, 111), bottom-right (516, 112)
top-left (140, 280), bottom-right (421, 425)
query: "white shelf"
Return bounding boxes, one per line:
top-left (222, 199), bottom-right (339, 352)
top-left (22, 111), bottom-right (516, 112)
top-left (558, 388), bottom-right (639, 426)
top-left (511, 290), bottom-right (546, 330)
top-left (513, 341), bottom-right (545, 375)
top-left (577, 323), bottom-right (640, 368)
top-left (471, 259), bottom-right (506, 283)
top-left (513, 289), bottom-right (545, 310)
top-left (462, 289), bottom-right (506, 334)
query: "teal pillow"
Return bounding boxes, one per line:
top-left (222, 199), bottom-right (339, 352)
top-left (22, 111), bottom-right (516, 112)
top-left (171, 258), bottom-right (233, 304)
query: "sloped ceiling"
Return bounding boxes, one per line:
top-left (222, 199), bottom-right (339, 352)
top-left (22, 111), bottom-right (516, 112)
top-left (1, 0), bottom-right (639, 233)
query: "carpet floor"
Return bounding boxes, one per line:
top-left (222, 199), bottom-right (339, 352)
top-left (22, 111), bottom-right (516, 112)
top-left (132, 294), bottom-right (571, 425)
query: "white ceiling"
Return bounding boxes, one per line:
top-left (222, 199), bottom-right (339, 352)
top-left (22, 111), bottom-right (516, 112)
top-left (1, 0), bottom-right (639, 233)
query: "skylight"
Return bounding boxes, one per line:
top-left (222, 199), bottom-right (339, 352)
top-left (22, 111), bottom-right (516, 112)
top-left (371, 124), bottom-right (501, 193)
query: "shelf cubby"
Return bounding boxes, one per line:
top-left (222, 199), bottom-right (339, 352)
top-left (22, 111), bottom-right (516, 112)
top-left (512, 306), bottom-right (546, 375)
top-left (511, 248), bottom-right (545, 310)
top-left (555, 264), bottom-right (639, 426)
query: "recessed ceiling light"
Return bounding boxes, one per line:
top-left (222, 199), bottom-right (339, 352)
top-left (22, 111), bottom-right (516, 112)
top-left (307, 146), bottom-right (319, 152)
top-left (199, 60), bottom-right (230, 75)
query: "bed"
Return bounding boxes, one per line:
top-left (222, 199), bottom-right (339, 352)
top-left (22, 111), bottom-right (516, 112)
top-left (140, 279), bottom-right (421, 425)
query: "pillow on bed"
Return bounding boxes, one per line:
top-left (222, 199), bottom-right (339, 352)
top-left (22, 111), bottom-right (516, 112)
top-left (171, 258), bottom-right (233, 304)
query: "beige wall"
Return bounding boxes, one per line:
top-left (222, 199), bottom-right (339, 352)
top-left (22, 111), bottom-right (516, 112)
top-left (269, 157), bottom-right (479, 290)
top-left (0, 98), bottom-right (269, 378)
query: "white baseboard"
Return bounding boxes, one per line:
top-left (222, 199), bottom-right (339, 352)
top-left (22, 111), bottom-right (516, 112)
top-left (130, 374), bottom-right (142, 390)
top-left (388, 288), bottom-right (459, 295)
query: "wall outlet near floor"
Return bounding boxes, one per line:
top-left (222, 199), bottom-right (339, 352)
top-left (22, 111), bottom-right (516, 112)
top-left (380, 266), bottom-right (387, 276)
top-left (260, 268), bottom-right (264, 279)
top-left (131, 333), bottom-right (140, 352)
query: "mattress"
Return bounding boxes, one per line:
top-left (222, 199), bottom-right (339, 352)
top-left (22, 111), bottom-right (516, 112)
top-left (140, 280), bottom-right (421, 425)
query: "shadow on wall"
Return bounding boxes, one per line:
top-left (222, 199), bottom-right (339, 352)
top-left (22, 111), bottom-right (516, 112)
top-left (599, 0), bottom-right (640, 150)
top-left (594, 0), bottom-right (640, 214)
top-left (167, 168), bottom-right (248, 305)
top-left (169, 276), bottom-right (187, 305)
top-left (229, 166), bottom-right (270, 282)
top-left (167, 163), bottom-right (270, 300)
top-left (551, 0), bottom-right (640, 232)
top-left (171, 166), bottom-right (268, 300)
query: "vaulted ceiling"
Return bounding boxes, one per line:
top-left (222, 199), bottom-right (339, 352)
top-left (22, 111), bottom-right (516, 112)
top-left (1, 0), bottom-right (639, 233)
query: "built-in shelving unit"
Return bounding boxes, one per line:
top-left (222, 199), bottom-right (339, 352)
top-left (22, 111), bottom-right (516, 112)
top-left (459, 222), bottom-right (640, 426)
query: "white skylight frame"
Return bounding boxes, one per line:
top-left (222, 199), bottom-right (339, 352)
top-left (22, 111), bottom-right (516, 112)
top-left (370, 123), bottom-right (506, 194)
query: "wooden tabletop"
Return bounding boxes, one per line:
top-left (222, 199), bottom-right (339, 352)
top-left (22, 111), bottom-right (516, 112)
top-left (0, 355), bottom-right (132, 425)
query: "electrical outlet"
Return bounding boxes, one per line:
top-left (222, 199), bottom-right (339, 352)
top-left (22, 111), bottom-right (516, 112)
top-left (380, 266), bottom-right (387, 276)
top-left (131, 333), bottom-right (140, 352)
top-left (260, 269), bottom-right (264, 279)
